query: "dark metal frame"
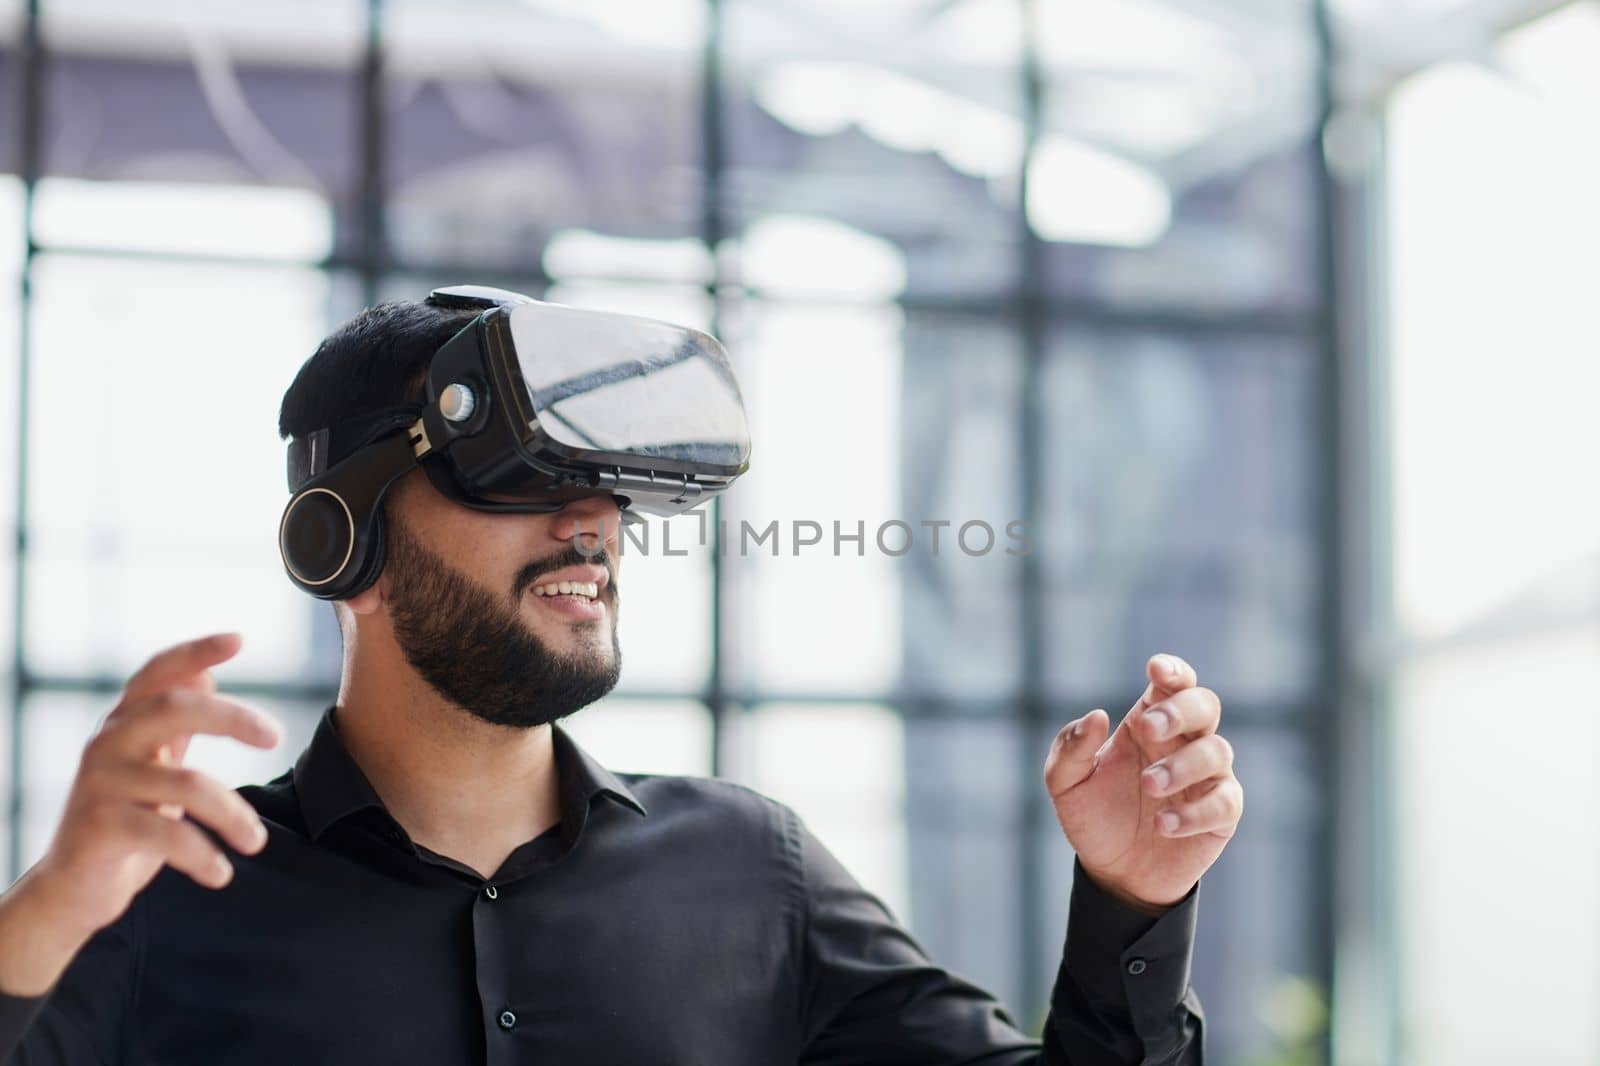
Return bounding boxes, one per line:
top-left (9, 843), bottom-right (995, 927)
top-left (8, 0), bottom-right (43, 888)
top-left (5, 2), bottom-right (1344, 1060)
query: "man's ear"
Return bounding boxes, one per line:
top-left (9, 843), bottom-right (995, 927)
top-left (342, 581), bottom-right (384, 617)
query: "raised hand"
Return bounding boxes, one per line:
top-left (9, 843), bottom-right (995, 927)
top-left (1043, 653), bottom-right (1244, 913)
top-left (0, 633), bottom-right (281, 996)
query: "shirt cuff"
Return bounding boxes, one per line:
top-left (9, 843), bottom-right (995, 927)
top-left (1061, 855), bottom-right (1202, 1058)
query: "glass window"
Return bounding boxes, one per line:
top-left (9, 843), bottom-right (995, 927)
top-left (723, 0), bottom-right (1022, 300)
top-left (904, 714), bottom-right (1025, 1018)
top-left (1385, 9), bottom-right (1600, 1061)
top-left (722, 300), bottom-right (903, 694)
top-left (1388, 17), bottom-right (1600, 641)
top-left (560, 697), bottom-right (712, 777)
top-left (0, 2), bottom-right (21, 176)
top-left (0, 175), bottom-right (20, 868)
top-left (1038, 1), bottom-right (1321, 313)
top-left (25, 253), bottom-right (332, 683)
top-left (0, 176), bottom-right (22, 626)
top-left (39, 1), bottom-right (365, 256)
top-left (899, 312), bottom-right (1024, 702)
top-left (383, 0), bottom-right (705, 274)
top-left (1040, 327), bottom-right (1322, 708)
top-left (33, 178), bottom-right (332, 261)
top-left (1390, 633), bottom-right (1599, 1065)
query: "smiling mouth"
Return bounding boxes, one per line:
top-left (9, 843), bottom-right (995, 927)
top-left (524, 578), bottom-right (611, 622)
top-left (530, 580), bottom-right (599, 601)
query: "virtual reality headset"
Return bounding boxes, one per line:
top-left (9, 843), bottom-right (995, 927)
top-left (279, 285), bottom-right (751, 600)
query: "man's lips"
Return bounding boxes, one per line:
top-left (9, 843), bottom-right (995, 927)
top-left (529, 590), bottom-right (607, 621)
top-left (521, 562), bottom-right (613, 622)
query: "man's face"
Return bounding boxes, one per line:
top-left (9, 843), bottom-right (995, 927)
top-left (376, 472), bottom-right (623, 729)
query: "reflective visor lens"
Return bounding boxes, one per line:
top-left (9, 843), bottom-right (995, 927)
top-left (505, 302), bottom-right (750, 471)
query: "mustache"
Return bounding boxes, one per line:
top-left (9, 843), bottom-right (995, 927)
top-left (512, 543), bottom-right (617, 602)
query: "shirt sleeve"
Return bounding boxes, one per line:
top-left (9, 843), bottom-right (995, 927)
top-left (0, 904), bottom-right (139, 1066)
top-left (1052, 854), bottom-right (1205, 1065)
top-left (792, 807), bottom-right (1205, 1066)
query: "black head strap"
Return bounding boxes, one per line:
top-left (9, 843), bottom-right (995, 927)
top-left (286, 405), bottom-right (422, 492)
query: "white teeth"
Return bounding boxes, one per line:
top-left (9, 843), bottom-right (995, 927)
top-left (532, 580), bottom-right (600, 600)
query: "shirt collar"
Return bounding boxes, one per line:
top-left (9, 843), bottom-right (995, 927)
top-left (292, 706), bottom-right (647, 843)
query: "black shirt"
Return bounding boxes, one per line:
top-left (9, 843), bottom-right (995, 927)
top-left (1, 707), bottom-right (1205, 1064)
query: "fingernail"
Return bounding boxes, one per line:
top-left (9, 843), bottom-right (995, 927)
top-left (214, 856), bottom-right (234, 885)
top-left (1147, 708), bottom-right (1173, 739)
top-left (1144, 764), bottom-right (1171, 791)
top-left (1158, 810), bottom-right (1180, 834)
top-left (1070, 719), bottom-right (1084, 739)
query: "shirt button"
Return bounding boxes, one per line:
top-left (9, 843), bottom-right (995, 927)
top-left (484, 884), bottom-right (499, 900)
top-left (497, 1009), bottom-right (517, 1031)
top-left (1127, 958), bottom-right (1148, 976)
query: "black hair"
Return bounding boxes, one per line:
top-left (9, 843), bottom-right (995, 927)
top-left (278, 299), bottom-right (480, 443)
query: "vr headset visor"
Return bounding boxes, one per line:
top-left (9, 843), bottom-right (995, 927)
top-left (279, 286), bottom-right (751, 598)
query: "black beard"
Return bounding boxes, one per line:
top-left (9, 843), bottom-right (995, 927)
top-left (382, 516), bottom-right (621, 729)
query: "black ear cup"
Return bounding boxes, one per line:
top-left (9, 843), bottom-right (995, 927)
top-left (279, 488), bottom-right (394, 601)
top-left (280, 488), bottom-right (357, 595)
top-left (279, 431), bottom-right (421, 600)
top-left (342, 507), bottom-right (389, 601)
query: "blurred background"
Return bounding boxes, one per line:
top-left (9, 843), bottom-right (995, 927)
top-left (1, 0), bottom-right (1596, 1063)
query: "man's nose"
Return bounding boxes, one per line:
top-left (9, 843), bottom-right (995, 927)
top-left (549, 494), bottom-right (622, 551)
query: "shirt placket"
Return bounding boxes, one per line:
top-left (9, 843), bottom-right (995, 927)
top-left (474, 876), bottom-right (519, 1063)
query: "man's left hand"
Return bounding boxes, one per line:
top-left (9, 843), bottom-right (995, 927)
top-left (1043, 653), bottom-right (1244, 915)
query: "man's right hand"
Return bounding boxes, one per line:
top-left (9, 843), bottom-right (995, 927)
top-left (0, 633), bottom-right (282, 997)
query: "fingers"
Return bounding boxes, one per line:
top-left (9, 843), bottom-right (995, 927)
top-left (1136, 684), bottom-right (1221, 745)
top-left (95, 690), bottom-right (282, 760)
top-left (115, 633), bottom-right (243, 712)
top-left (86, 762), bottom-right (268, 856)
top-left (1141, 733), bottom-right (1234, 798)
top-left (109, 805), bottom-right (238, 889)
top-left (1148, 653), bottom-right (1196, 692)
top-left (1043, 708), bottom-right (1110, 797)
top-left (1129, 652), bottom-right (1197, 718)
top-left (1155, 776), bottom-right (1244, 839)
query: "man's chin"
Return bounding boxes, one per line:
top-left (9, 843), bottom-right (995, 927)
top-left (533, 626), bottom-right (616, 664)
